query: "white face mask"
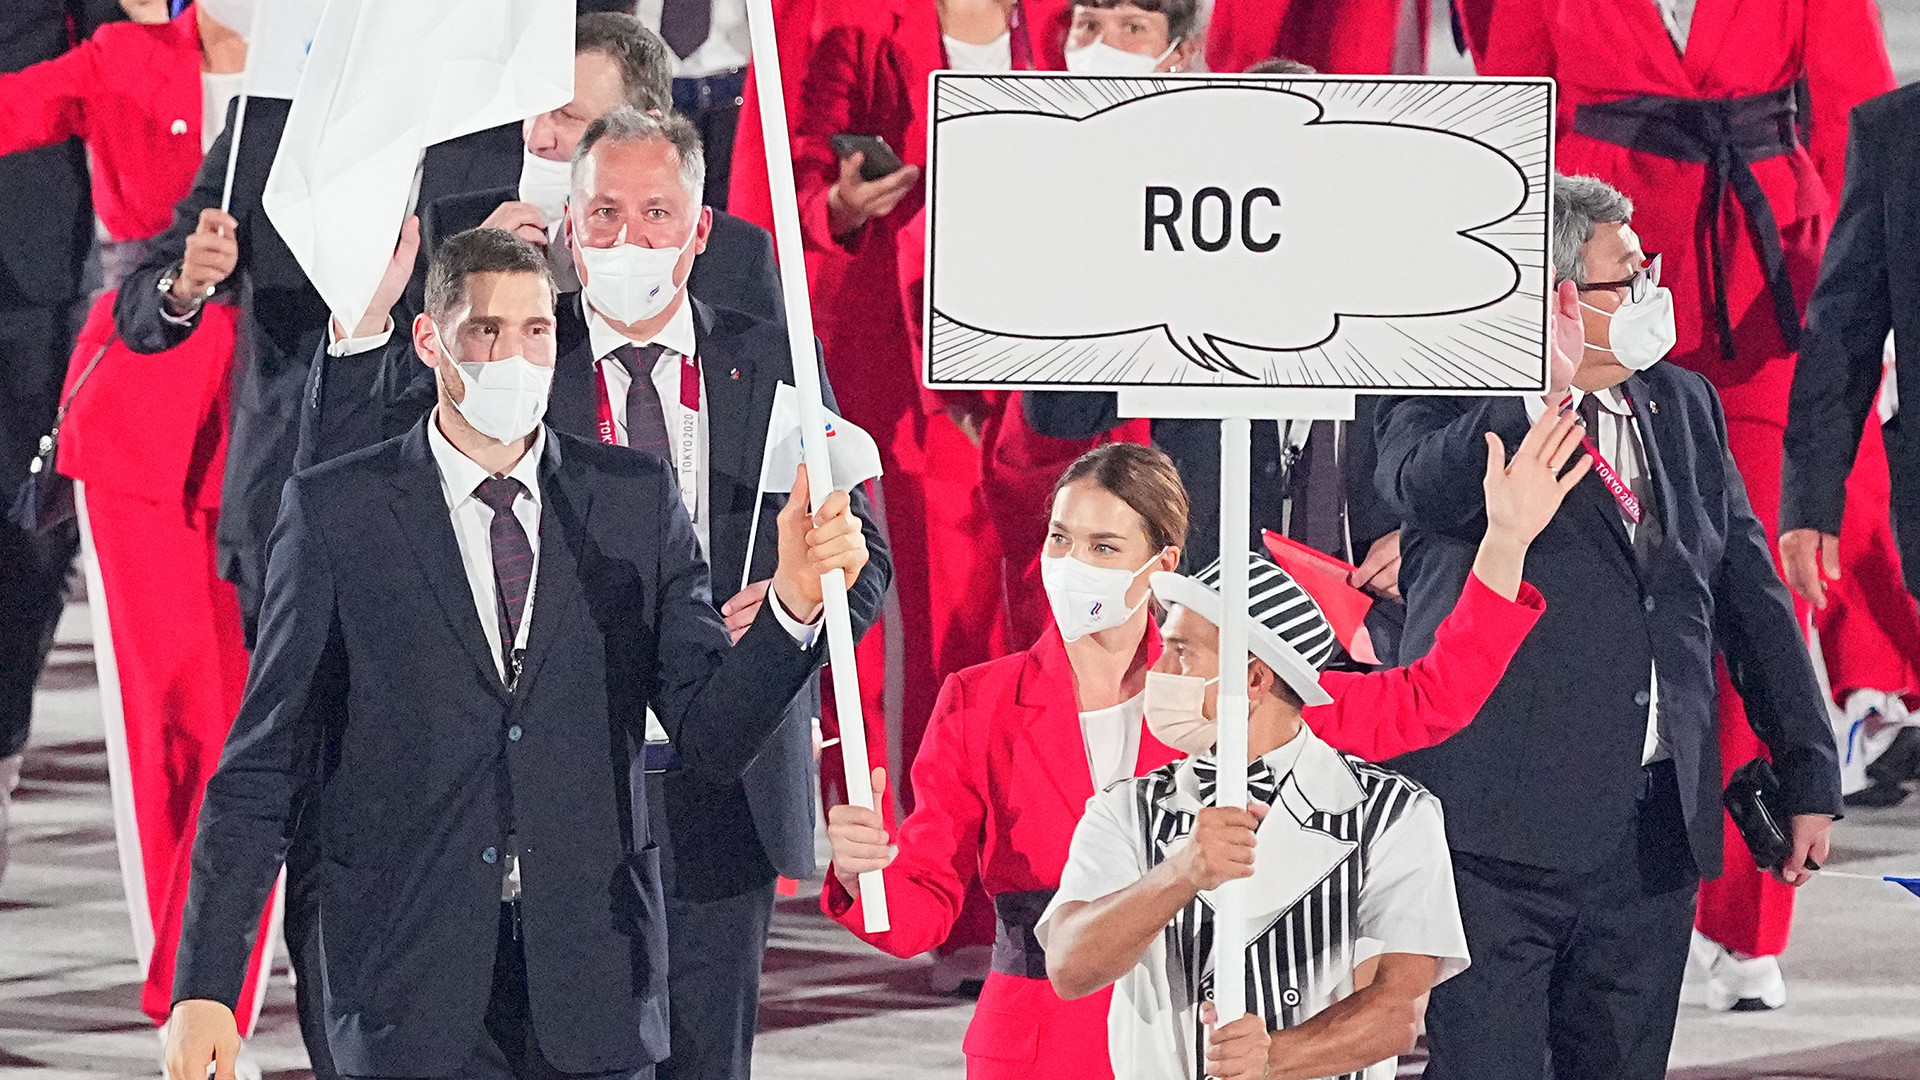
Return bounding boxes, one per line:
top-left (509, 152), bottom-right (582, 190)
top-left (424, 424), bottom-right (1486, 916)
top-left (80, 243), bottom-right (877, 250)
top-left (437, 324), bottom-right (553, 444)
top-left (1580, 286), bottom-right (1676, 371)
top-left (195, 0), bottom-right (256, 36)
top-left (1064, 38), bottom-right (1180, 75)
top-left (1144, 670), bottom-right (1220, 754)
top-left (1041, 552), bottom-right (1158, 642)
top-left (576, 222), bottom-right (698, 325)
top-left (517, 150), bottom-right (573, 230)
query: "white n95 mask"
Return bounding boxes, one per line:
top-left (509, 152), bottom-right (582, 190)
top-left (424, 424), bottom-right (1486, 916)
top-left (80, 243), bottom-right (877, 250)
top-left (517, 150), bottom-right (574, 229)
top-left (440, 325), bottom-right (553, 444)
top-left (1041, 553), bottom-right (1157, 642)
top-left (1581, 286), bottom-right (1676, 371)
top-left (1144, 670), bottom-right (1220, 754)
top-left (1064, 39), bottom-right (1179, 75)
top-left (578, 223), bottom-right (696, 325)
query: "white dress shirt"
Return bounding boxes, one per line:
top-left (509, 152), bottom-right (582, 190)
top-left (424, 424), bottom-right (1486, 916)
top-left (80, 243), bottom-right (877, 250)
top-left (941, 32), bottom-right (1013, 72)
top-left (635, 0), bottom-right (751, 79)
top-left (1528, 386), bottom-right (1670, 764)
top-left (427, 415), bottom-right (545, 682)
top-left (587, 297), bottom-right (711, 552)
top-left (1079, 694), bottom-right (1145, 791)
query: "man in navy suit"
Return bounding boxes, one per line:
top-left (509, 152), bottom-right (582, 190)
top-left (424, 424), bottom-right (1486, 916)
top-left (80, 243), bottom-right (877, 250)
top-left (1374, 173), bottom-right (1841, 1080)
top-left (162, 227), bottom-right (872, 1080)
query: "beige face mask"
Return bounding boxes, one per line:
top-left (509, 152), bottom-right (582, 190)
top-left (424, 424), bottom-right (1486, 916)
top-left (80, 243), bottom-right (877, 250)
top-left (1143, 670), bottom-right (1220, 754)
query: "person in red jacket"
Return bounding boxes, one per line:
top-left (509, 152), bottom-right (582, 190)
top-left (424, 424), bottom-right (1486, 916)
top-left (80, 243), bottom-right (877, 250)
top-left (1475, 0), bottom-right (1899, 1012)
top-left (1205, 0), bottom-right (1427, 75)
top-left (0, 0), bottom-right (281, 1058)
top-left (819, 410), bottom-right (1588, 1078)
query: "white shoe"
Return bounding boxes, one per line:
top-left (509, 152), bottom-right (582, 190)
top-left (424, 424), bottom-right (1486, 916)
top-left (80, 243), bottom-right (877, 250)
top-left (927, 943), bottom-right (991, 994)
top-left (1688, 931), bottom-right (1788, 1012)
top-left (0, 753), bottom-right (21, 886)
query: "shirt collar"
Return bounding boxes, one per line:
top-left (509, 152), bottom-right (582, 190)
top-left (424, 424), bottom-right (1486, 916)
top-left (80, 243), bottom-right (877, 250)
top-left (1572, 383), bottom-right (1634, 417)
top-left (426, 407), bottom-right (548, 512)
top-left (585, 291), bottom-right (699, 366)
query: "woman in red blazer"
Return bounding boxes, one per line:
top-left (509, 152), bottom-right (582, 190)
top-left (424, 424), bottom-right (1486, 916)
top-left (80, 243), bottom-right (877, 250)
top-left (821, 416), bottom-right (1583, 1077)
top-left (0, 3), bottom-right (279, 1039)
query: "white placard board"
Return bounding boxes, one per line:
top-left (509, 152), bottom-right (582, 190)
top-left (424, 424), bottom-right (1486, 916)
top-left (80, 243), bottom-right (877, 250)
top-left (923, 74), bottom-right (1555, 394)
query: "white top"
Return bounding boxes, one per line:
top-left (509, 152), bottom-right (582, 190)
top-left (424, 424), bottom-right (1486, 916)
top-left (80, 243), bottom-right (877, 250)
top-left (1526, 386), bottom-right (1669, 764)
top-left (586, 297), bottom-right (708, 551)
top-left (636, 0), bottom-right (751, 80)
top-left (1038, 727), bottom-right (1469, 1080)
top-left (200, 70), bottom-right (244, 154)
top-left (427, 416), bottom-right (545, 682)
top-left (1079, 693), bottom-right (1145, 791)
top-left (941, 31), bottom-right (1013, 72)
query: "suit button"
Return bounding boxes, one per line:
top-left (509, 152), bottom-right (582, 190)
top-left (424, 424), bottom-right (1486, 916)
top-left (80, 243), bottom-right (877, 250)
top-left (1643, 596), bottom-right (1656, 613)
top-left (1633, 690), bottom-right (1651, 707)
top-left (507, 725), bottom-right (523, 742)
top-left (482, 847), bottom-right (498, 864)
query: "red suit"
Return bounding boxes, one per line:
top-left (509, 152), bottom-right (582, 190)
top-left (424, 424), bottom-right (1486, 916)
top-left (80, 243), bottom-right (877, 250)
top-left (1479, 0), bottom-right (1896, 959)
top-left (1206, 0), bottom-right (1428, 74)
top-left (1, 9), bottom-right (273, 1029)
top-left (824, 575), bottom-right (1544, 1076)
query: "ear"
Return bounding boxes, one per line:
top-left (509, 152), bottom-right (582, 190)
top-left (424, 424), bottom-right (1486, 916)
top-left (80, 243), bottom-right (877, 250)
top-left (412, 312), bottom-right (441, 369)
top-left (1247, 658), bottom-right (1276, 700)
top-left (1169, 38), bottom-right (1199, 71)
top-left (1159, 546), bottom-right (1181, 573)
top-left (695, 205), bottom-right (714, 255)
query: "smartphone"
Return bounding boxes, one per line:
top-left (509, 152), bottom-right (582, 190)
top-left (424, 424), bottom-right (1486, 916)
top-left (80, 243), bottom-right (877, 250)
top-left (830, 134), bottom-right (906, 182)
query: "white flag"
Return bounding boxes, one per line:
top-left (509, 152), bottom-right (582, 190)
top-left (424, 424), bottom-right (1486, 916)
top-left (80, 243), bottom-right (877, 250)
top-left (760, 383), bottom-right (883, 494)
top-left (264, 0), bottom-right (572, 331)
top-left (242, 0), bottom-right (326, 100)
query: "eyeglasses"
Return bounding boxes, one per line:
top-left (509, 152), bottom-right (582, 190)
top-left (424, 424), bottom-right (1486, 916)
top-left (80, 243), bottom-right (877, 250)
top-left (1578, 253), bottom-right (1661, 304)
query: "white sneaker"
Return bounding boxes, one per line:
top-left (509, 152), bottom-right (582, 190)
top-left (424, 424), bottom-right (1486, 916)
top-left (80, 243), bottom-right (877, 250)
top-left (0, 753), bottom-right (21, 886)
top-left (927, 943), bottom-right (991, 994)
top-left (1687, 931), bottom-right (1788, 1012)
top-left (1680, 929), bottom-right (1719, 1007)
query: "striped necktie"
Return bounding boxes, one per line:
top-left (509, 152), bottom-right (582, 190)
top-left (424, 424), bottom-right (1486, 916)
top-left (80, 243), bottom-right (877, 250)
top-left (474, 476), bottom-right (533, 676)
top-left (616, 343), bottom-right (672, 460)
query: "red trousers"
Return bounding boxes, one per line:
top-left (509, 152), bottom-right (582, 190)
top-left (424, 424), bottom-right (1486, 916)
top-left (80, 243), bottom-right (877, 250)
top-left (1694, 412), bottom-right (1919, 956)
top-left (76, 483), bottom-right (278, 1028)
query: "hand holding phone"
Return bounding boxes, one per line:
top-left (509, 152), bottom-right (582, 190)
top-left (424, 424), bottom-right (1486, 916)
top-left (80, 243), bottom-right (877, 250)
top-left (826, 134), bottom-right (921, 238)
top-left (831, 134), bottom-right (905, 181)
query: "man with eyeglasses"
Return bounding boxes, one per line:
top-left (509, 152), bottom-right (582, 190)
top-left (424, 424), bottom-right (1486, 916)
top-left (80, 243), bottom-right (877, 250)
top-left (1373, 173), bottom-right (1841, 1080)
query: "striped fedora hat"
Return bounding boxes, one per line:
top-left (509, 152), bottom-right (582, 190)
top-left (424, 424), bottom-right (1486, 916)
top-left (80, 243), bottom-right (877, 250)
top-left (1150, 551), bottom-right (1337, 707)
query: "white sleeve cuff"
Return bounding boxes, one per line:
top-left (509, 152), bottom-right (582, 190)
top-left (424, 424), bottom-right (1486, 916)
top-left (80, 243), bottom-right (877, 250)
top-left (768, 590), bottom-right (822, 648)
top-left (159, 302), bottom-right (200, 328)
top-left (327, 319), bottom-right (396, 357)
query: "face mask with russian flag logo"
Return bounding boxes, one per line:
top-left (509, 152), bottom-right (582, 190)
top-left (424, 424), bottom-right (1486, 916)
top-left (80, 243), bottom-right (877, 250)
top-left (1041, 552), bottom-right (1158, 642)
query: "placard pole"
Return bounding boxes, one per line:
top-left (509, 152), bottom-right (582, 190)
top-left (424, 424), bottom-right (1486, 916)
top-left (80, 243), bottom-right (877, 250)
top-left (742, 0), bottom-right (888, 934)
top-left (1212, 415), bottom-right (1252, 1022)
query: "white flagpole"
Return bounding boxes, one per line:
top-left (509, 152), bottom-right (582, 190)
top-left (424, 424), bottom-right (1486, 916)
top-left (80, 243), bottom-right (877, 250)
top-left (743, 0), bottom-right (890, 932)
top-left (220, 94), bottom-right (250, 214)
top-left (1212, 415), bottom-right (1253, 1021)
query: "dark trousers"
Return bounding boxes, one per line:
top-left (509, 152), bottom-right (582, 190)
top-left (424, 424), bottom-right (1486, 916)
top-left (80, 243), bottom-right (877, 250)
top-left (345, 905), bottom-right (654, 1080)
top-left (1422, 763), bottom-right (1700, 1080)
top-left (0, 302), bottom-right (80, 759)
top-left (672, 71), bottom-right (744, 211)
top-left (644, 770), bottom-right (780, 1080)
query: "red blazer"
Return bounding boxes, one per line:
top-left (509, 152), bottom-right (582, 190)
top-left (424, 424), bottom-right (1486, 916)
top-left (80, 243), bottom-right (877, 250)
top-left (0, 8), bottom-right (206, 243)
top-left (1479, 0), bottom-right (1893, 421)
top-left (1205, 0), bottom-right (1426, 75)
top-left (824, 573), bottom-right (1544, 1075)
top-left (56, 292), bottom-right (238, 508)
top-left (792, 0), bottom-right (1070, 441)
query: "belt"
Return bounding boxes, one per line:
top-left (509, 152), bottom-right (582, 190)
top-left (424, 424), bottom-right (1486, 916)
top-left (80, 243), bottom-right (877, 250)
top-left (672, 67), bottom-right (747, 114)
top-left (643, 742), bottom-right (681, 772)
top-left (1573, 87), bottom-right (1802, 362)
top-left (991, 889), bottom-right (1055, 980)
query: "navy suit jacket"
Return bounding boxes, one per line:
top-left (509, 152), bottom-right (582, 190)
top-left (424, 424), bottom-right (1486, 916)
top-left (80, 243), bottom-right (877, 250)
top-left (296, 297), bottom-right (891, 894)
top-left (1375, 364), bottom-right (1841, 877)
top-left (175, 419), bottom-right (825, 1074)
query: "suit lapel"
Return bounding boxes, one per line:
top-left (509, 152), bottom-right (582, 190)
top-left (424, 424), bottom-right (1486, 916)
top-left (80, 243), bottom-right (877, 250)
top-left (387, 421), bottom-right (510, 702)
top-left (694, 301), bottom-right (770, 489)
top-left (1624, 373), bottom-right (1677, 552)
top-left (546, 297), bottom-right (599, 440)
top-left (1013, 630), bottom-right (1097, 814)
top-left (511, 437), bottom-right (587, 705)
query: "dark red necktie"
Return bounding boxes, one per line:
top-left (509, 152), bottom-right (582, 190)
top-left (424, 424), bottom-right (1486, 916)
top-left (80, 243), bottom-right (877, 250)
top-left (475, 476), bottom-right (534, 670)
top-left (659, 0), bottom-right (711, 59)
top-left (616, 343), bottom-right (673, 460)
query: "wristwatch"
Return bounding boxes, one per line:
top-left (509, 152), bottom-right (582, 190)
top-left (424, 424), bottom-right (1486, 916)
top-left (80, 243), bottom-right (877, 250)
top-left (156, 263), bottom-right (212, 318)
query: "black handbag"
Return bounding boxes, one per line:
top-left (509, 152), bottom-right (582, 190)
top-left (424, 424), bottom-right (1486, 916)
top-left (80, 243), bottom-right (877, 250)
top-left (1723, 757), bottom-right (1795, 871)
top-left (8, 339), bottom-right (111, 535)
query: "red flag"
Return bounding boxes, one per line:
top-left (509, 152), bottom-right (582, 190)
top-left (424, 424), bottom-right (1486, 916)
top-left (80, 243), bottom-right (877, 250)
top-left (1262, 531), bottom-right (1379, 665)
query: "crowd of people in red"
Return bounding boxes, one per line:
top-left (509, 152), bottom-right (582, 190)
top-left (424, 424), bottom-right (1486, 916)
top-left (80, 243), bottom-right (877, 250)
top-left (2, 2), bottom-right (1917, 1080)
